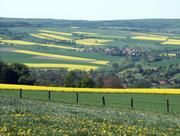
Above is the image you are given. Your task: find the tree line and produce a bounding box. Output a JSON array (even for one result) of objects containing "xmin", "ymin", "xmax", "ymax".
[{"xmin": 0, "ymin": 61, "xmax": 124, "ymax": 88}]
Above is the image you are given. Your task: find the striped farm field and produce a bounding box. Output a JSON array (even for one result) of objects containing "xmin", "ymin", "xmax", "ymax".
[
  {"xmin": 39, "ymin": 30, "xmax": 72, "ymax": 36},
  {"xmin": 131, "ymin": 36, "xmax": 168, "ymax": 41},
  {"xmin": 24, "ymin": 63, "xmax": 98, "ymax": 71},
  {"xmin": 161, "ymin": 39, "xmax": 180, "ymax": 45},
  {"xmin": 30, "ymin": 34, "xmax": 51, "ymax": 40},
  {"xmin": 0, "ymin": 39, "xmax": 77, "ymax": 50},
  {"xmin": 38, "ymin": 33, "xmax": 72, "ymax": 41},
  {"xmin": 76, "ymin": 38, "xmax": 112, "ymax": 46},
  {"xmin": 0, "ymin": 83, "xmax": 180, "ymax": 94},
  {"xmin": 31, "ymin": 33, "xmax": 72, "ymax": 42},
  {"xmin": 12, "ymin": 49, "xmax": 109, "ymax": 65},
  {"xmin": 0, "ymin": 39, "xmax": 36, "ymax": 45}
]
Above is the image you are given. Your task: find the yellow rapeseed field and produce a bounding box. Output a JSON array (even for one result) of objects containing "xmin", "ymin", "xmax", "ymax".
[
  {"xmin": 91, "ymin": 60, "xmax": 109, "ymax": 65},
  {"xmin": 131, "ymin": 36, "xmax": 168, "ymax": 41},
  {"xmin": 30, "ymin": 34, "xmax": 51, "ymax": 40},
  {"xmin": 161, "ymin": 39, "xmax": 180, "ymax": 45},
  {"xmin": 76, "ymin": 38, "xmax": 112, "ymax": 46},
  {"xmin": 13, "ymin": 49, "xmax": 96, "ymax": 62},
  {"xmin": 0, "ymin": 38, "xmax": 77, "ymax": 50},
  {"xmin": 0, "ymin": 83, "xmax": 179, "ymax": 94},
  {"xmin": 13, "ymin": 49, "xmax": 109, "ymax": 65},
  {"xmin": 97, "ymin": 35, "xmax": 126, "ymax": 39},
  {"xmin": 0, "ymin": 40, "xmax": 36, "ymax": 45},
  {"xmin": 39, "ymin": 30, "xmax": 72, "ymax": 36},
  {"xmin": 24, "ymin": 63, "xmax": 98, "ymax": 71},
  {"xmin": 160, "ymin": 53, "xmax": 177, "ymax": 57},
  {"xmin": 38, "ymin": 33, "xmax": 72, "ymax": 41}
]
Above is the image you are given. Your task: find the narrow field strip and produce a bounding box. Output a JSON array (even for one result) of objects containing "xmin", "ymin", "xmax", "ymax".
[
  {"xmin": 0, "ymin": 84, "xmax": 180, "ymax": 94},
  {"xmin": 38, "ymin": 33, "xmax": 72, "ymax": 41},
  {"xmin": 131, "ymin": 36, "xmax": 168, "ymax": 41},
  {"xmin": 39, "ymin": 30, "xmax": 72, "ymax": 36},
  {"xmin": 0, "ymin": 39, "xmax": 78, "ymax": 50},
  {"xmin": 0, "ymin": 39, "xmax": 36, "ymax": 45},
  {"xmin": 132, "ymin": 32, "xmax": 169, "ymax": 38},
  {"xmin": 96, "ymin": 35, "xmax": 127, "ymax": 39},
  {"xmin": 13, "ymin": 49, "xmax": 96, "ymax": 62},
  {"xmin": 30, "ymin": 34, "xmax": 52, "ymax": 40},
  {"xmin": 24, "ymin": 63, "xmax": 98, "ymax": 71},
  {"xmin": 76, "ymin": 38, "xmax": 112, "ymax": 46},
  {"xmin": 161, "ymin": 39, "xmax": 180, "ymax": 45},
  {"xmin": 12, "ymin": 49, "xmax": 109, "ymax": 65}
]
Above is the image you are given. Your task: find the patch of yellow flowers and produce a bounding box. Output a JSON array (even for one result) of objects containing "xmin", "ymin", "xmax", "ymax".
[
  {"xmin": 0, "ymin": 83, "xmax": 179, "ymax": 94},
  {"xmin": 38, "ymin": 33, "xmax": 72, "ymax": 41},
  {"xmin": 1, "ymin": 113, "xmax": 178, "ymax": 135},
  {"xmin": 131, "ymin": 36, "xmax": 168, "ymax": 41},
  {"xmin": 0, "ymin": 39, "xmax": 36, "ymax": 45},
  {"xmin": 24, "ymin": 63, "xmax": 98, "ymax": 71},
  {"xmin": 161, "ymin": 39, "xmax": 180, "ymax": 45}
]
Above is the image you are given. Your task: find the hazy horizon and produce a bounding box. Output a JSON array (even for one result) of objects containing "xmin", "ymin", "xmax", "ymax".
[{"xmin": 1, "ymin": 0, "xmax": 180, "ymax": 21}]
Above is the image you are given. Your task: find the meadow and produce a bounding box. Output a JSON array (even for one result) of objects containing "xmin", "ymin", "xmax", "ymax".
[
  {"xmin": 0, "ymin": 86, "xmax": 180, "ymax": 135},
  {"xmin": 0, "ymin": 97, "xmax": 179, "ymax": 135}
]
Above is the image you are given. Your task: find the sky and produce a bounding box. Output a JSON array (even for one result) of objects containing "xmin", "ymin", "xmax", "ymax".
[{"xmin": 0, "ymin": 0, "xmax": 180, "ymax": 20}]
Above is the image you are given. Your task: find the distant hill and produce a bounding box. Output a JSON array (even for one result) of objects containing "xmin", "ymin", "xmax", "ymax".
[{"xmin": 1, "ymin": 17, "xmax": 180, "ymax": 33}]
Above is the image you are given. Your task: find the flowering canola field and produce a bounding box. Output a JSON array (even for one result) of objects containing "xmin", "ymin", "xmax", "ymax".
[
  {"xmin": 0, "ymin": 84, "xmax": 180, "ymax": 94},
  {"xmin": 24, "ymin": 63, "xmax": 98, "ymax": 71},
  {"xmin": 38, "ymin": 33, "xmax": 72, "ymax": 41},
  {"xmin": 131, "ymin": 36, "xmax": 168, "ymax": 41},
  {"xmin": 0, "ymin": 39, "xmax": 77, "ymax": 50},
  {"xmin": 13, "ymin": 49, "xmax": 109, "ymax": 65},
  {"xmin": 161, "ymin": 39, "xmax": 180, "ymax": 45},
  {"xmin": 0, "ymin": 40, "xmax": 36, "ymax": 45}
]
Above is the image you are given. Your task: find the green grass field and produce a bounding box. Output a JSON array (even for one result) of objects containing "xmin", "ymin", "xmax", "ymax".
[
  {"xmin": 0, "ymin": 90, "xmax": 180, "ymax": 114},
  {"xmin": 0, "ymin": 95, "xmax": 180, "ymax": 135}
]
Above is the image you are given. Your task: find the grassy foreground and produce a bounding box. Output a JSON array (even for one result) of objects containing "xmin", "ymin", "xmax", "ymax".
[
  {"xmin": 0, "ymin": 90, "xmax": 180, "ymax": 113},
  {"xmin": 0, "ymin": 97, "xmax": 180, "ymax": 136}
]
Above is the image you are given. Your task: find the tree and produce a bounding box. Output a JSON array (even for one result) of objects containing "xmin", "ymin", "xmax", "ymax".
[
  {"xmin": 133, "ymin": 79, "xmax": 151, "ymax": 88},
  {"xmin": 81, "ymin": 77, "xmax": 95, "ymax": 88},
  {"xmin": 95, "ymin": 75, "xmax": 104, "ymax": 88},
  {"xmin": 0, "ymin": 63, "xmax": 19, "ymax": 84},
  {"xmin": 103, "ymin": 74, "xmax": 124, "ymax": 88},
  {"xmin": 64, "ymin": 71, "xmax": 81, "ymax": 87},
  {"xmin": 10, "ymin": 63, "xmax": 29, "ymax": 76},
  {"xmin": 112, "ymin": 63, "xmax": 119, "ymax": 72},
  {"xmin": 18, "ymin": 75, "xmax": 35, "ymax": 85}
]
